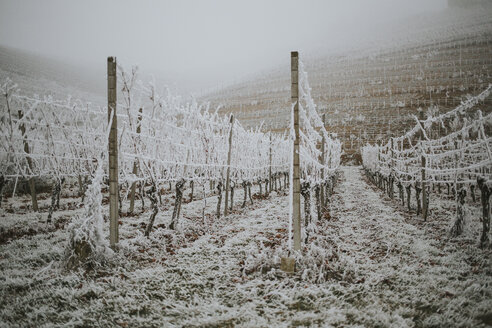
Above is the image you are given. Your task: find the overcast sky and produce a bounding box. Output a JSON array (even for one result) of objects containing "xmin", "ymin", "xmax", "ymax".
[{"xmin": 0, "ymin": 0, "xmax": 447, "ymax": 92}]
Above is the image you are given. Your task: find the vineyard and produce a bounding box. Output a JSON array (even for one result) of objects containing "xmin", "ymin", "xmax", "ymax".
[
  {"xmin": 362, "ymin": 84, "xmax": 492, "ymax": 248},
  {"xmin": 202, "ymin": 5, "xmax": 492, "ymax": 162},
  {"xmin": 0, "ymin": 55, "xmax": 341, "ymax": 243},
  {"xmin": 0, "ymin": 3, "xmax": 492, "ymax": 328}
]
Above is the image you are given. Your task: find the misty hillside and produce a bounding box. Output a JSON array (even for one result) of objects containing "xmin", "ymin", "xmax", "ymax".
[
  {"xmin": 0, "ymin": 45, "xmax": 105, "ymax": 105},
  {"xmin": 0, "ymin": 45, "xmax": 211, "ymax": 105},
  {"xmin": 202, "ymin": 4, "xmax": 492, "ymax": 163}
]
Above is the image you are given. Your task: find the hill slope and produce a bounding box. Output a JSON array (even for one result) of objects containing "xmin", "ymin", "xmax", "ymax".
[
  {"xmin": 202, "ymin": 5, "xmax": 492, "ymax": 163},
  {"xmin": 0, "ymin": 45, "xmax": 105, "ymax": 105}
]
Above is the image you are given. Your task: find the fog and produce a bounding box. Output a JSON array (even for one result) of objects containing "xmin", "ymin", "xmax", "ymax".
[{"xmin": 0, "ymin": 0, "xmax": 447, "ymax": 93}]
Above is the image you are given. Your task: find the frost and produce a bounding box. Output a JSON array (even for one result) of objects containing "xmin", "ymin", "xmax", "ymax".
[
  {"xmin": 0, "ymin": 167, "xmax": 491, "ymax": 326},
  {"xmin": 66, "ymin": 163, "xmax": 113, "ymax": 269}
]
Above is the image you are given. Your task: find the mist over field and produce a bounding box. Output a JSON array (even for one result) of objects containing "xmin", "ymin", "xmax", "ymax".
[{"xmin": 1, "ymin": 0, "xmax": 447, "ymax": 93}]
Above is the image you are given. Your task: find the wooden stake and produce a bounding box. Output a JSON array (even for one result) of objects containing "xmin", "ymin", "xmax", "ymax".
[
  {"xmin": 377, "ymin": 143, "xmax": 381, "ymax": 189},
  {"xmin": 390, "ymin": 137, "xmax": 394, "ymax": 199},
  {"xmin": 320, "ymin": 114, "xmax": 326, "ymax": 209},
  {"xmin": 477, "ymin": 176, "xmax": 491, "ymax": 248},
  {"xmin": 224, "ymin": 114, "xmax": 234, "ymax": 216},
  {"xmin": 18, "ymin": 109, "xmax": 38, "ymax": 211},
  {"xmin": 291, "ymin": 51, "xmax": 301, "ymax": 252},
  {"xmin": 268, "ymin": 133, "xmax": 272, "ymax": 196},
  {"xmin": 419, "ymin": 111, "xmax": 428, "ymax": 221},
  {"xmin": 129, "ymin": 107, "xmax": 142, "ymax": 214},
  {"xmin": 108, "ymin": 56, "xmax": 119, "ymax": 248},
  {"xmin": 325, "ymin": 145, "xmax": 331, "ymax": 207}
]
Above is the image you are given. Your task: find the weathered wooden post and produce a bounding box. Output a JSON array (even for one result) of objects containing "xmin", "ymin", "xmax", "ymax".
[
  {"xmin": 477, "ymin": 176, "xmax": 491, "ymax": 248},
  {"xmin": 18, "ymin": 109, "xmax": 38, "ymax": 211},
  {"xmin": 320, "ymin": 114, "xmax": 326, "ymax": 210},
  {"xmin": 108, "ymin": 56, "xmax": 119, "ymax": 248},
  {"xmin": 268, "ymin": 133, "xmax": 272, "ymax": 195},
  {"xmin": 451, "ymin": 187, "xmax": 466, "ymax": 237},
  {"xmin": 377, "ymin": 144, "xmax": 382, "ymax": 189},
  {"xmin": 419, "ymin": 111, "xmax": 428, "ymax": 221},
  {"xmin": 224, "ymin": 114, "xmax": 234, "ymax": 216},
  {"xmin": 77, "ymin": 175, "xmax": 84, "ymax": 198},
  {"xmin": 216, "ymin": 181, "xmax": 223, "ymax": 218},
  {"xmin": 291, "ymin": 51, "xmax": 301, "ymax": 252},
  {"xmin": 129, "ymin": 107, "xmax": 142, "ymax": 214},
  {"xmin": 325, "ymin": 145, "xmax": 331, "ymax": 207},
  {"xmin": 421, "ymin": 147, "xmax": 428, "ymax": 220},
  {"xmin": 0, "ymin": 175, "xmax": 5, "ymax": 208},
  {"xmin": 390, "ymin": 137, "xmax": 394, "ymax": 199}
]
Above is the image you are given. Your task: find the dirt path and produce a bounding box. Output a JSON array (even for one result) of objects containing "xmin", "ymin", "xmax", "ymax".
[{"xmin": 323, "ymin": 166, "xmax": 492, "ymax": 327}]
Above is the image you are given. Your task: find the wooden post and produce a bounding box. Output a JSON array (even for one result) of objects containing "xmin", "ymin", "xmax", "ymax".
[
  {"xmin": 390, "ymin": 137, "xmax": 394, "ymax": 199},
  {"xmin": 477, "ymin": 176, "xmax": 491, "ymax": 248},
  {"xmin": 377, "ymin": 143, "xmax": 381, "ymax": 189},
  {"xmin": 422, "ymin": 152, "xmax": 428, "ymax": 220},
  {"xmin": 129, "ymin": 107, "xmax": 142, "ymax": 214},
  {"xmin": 18, "ymin": 109, "xmax": 38, "ymax": 211},
  {"xmin": 268, "ymin": 133, "xmax": 272, "ymax": 195},
  {"xmin": 451, "ymin": 188, "xmax": 466, "ymax": 236},
  {"xmin": 108, "ymin": 56, "xmax": 119, "ymax": 248},
  {"xmin": 224, "ymin": 114, "xmax": 234, "ymax": 216},
  {"xmin": 320, "ymin": 114, "xmax": 326, "ymax": 209},
  {"xmin": 325, "ymin": 145, "xmax": 331, "ymax": 207},
  {"xmin": 291, "ymin": 51, "xmax": 301, "ymax": 252},
  {"xmin": 419, "ymin": 111, "xmax": 428, "ymax": 221}
]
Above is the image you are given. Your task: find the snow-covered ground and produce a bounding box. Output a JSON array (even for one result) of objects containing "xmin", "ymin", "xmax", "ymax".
[{"xmin": 0, "ymin": 167, "xmax": 491, "ymax": 327}]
